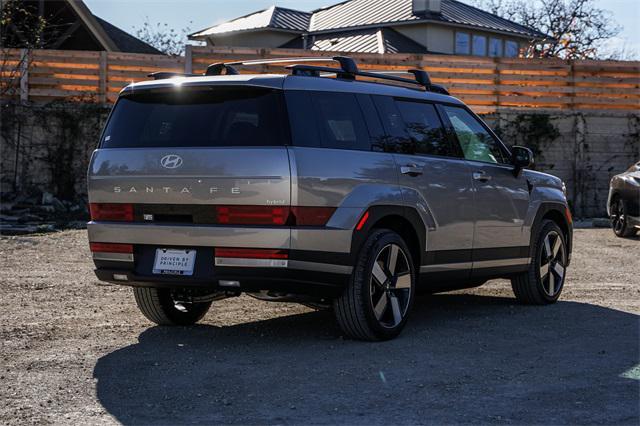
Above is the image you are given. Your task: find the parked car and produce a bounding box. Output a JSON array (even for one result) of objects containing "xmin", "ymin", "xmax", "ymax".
[
  {"xmin": 608, "ymin": 162, "xmax": 640, "ymax": 238},
  {"xmin": 87, "ymin": 57, "xmax": 573, "ymax": 341}
]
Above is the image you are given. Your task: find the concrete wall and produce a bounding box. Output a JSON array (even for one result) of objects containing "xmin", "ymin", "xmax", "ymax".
[
  {"xmin": 483, "ymin": 111, "xmax": 640, "ymax": 217},
  {"xmin": 206, "ymin": 31, "xmax": 297, "ymax": 48},
  {"xmin": 1, "ymin": 103, "xmax": 637, "ymax": 217}
]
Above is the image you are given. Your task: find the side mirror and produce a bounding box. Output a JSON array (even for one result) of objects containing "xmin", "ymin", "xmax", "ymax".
[{"xmin": 511, "ymin": 146, "xmax": 533, "ymax": 173}]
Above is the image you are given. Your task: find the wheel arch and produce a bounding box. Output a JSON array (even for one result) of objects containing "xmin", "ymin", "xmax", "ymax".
[
  {"xmin": 532, "ymin": 202, "xmax": 573, "ymax": 265},
  {"xmin": 350, "ymin": 206, "xmax": 426, "ymax": 270}
]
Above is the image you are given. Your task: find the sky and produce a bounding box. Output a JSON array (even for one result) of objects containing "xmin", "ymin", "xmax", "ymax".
[{"xmin": 84, "ymin": 0, "xmax": 640, "ymax": 58}]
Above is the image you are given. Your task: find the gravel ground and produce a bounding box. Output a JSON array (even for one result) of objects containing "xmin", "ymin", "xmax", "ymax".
[{"xmin": 0, "ymin": 229, "xmax": 638, "ymax": 425}]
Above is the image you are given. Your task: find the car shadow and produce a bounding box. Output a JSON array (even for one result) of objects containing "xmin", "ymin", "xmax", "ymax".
[{"xmin": 93, "ymin": 294, "xmax": 639, "ymax": 425}]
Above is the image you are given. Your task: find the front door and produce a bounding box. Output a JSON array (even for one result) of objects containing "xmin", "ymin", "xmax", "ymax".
[{"xmin": 439, "ymin": 105, "xmax": 530, "ymax": 276}]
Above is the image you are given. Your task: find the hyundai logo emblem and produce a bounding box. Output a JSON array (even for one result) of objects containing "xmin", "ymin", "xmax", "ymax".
[{"xmin": 160, "ymin": 154, "xmax": 183, "ymax": 169}]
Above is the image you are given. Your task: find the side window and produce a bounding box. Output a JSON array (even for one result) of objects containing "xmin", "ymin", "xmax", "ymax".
[
  {"xmin": 442, "ymin": 106, "xmax": 507, "ymax": 164},
  {"xmin": 285, "ymin": 91, "xmax": 320, "ymax": 148},
  {"xmin": 310, "ymin": 92, "xmax": 371, "ymax": 151},
  {"xmin": 371, "ymin": 95, "xmax": 412, "ymax": 153},
  {"xmin": 395, "ymin": 100, "xmax": 454, "ymax": 157}
]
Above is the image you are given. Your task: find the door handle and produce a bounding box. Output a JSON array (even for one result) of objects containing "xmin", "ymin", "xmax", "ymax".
[
  {"xmin": 400, "ymin": 164, "xmax": 423, "ymax": 177},
  {"xmin": 473, "ymin": 171, "xmax": 492, "ymax": 182}
]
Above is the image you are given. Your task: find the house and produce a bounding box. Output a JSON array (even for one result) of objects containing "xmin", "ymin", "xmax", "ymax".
[
  {"xmin": 189, "ymin": 0, "xmax": 547, "ymax": 57},
  {"xmin": 1, "ymin": 0, "xmax": 161, "ymax": 54}
]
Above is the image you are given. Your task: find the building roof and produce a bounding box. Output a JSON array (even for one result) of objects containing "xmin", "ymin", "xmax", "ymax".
[
  {"xmin": 282, "ymin": 28, "xmax": 429, "ymax": 54},
  {"xmin": 310, "ymin": 0, "xmax": 547, "ymax": 39},
  {"xmin": 191, "ymin": 6, "xmax": 311, "ymax": 37},
  {"xmin": 94, "ymin": 16, "xmax": 162, "ymax": 55},
  {"xmin": 191, "ymin": 0, "xmax": 546, "ymax": 42}
]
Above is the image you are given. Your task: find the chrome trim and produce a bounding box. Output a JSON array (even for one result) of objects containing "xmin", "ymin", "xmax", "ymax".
[
  {"xmin": 420, "ymin": 262, "xmax": 472, "ymax": 273},
  {"xmin": 419, "ymin": 257, "xmax": 530, "ymax": 273},
  {"xmin": 473, "ymin": 258, "xmax": 531, "ymax": 269},
  {"xmin": 214, "ymin": 258, "xmax": 288, "ymax": 268},
  {"xmin": 92, "ymin": 252, "xmax": 134, "ymax": 262},
  {"xmin": 288, "ymin": 260, "xmax": 353, "ymax": 275}
]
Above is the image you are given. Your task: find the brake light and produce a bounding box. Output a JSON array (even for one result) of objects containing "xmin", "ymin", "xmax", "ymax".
[
  {"xmin": 90, "ymin": 203, "xmax": 134, "ymax": 222},
  {"xmin": 89, "ymin": 242, "xmax": 133, "ymax": 253},
  {"xmin": 290, "ymin": 207, "xmax": 336, "ymax": 226},
  {"xmin": 215, "ymin": 248, "xmax": 288, "ymax": 259},
  {"xmin": 216, "ymin": 206, "xmax": 289, "ymax": 225}
]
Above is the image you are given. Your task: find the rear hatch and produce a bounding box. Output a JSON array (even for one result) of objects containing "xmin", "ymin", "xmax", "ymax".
[
  {"xmin": 88, "ymin": 85, "xmax": 292, "ymax": 279},
  {"xmin": 89, "ymin": 85, "xmax": 292, "ymax": 221}
]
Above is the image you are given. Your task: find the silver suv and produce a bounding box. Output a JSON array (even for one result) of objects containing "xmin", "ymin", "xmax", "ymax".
[{"xmin": 87, "ymin": 57, "xmax": 572, "ymax": 341}]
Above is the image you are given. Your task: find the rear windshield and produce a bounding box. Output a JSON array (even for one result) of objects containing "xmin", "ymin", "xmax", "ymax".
[{"xmin": 100, "ymin": 87, "xmax": 288, "ymax": 148}]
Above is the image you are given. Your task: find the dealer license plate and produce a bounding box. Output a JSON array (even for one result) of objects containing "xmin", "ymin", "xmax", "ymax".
[{"xmin": 152, "ymin": 249, "xmax": 196, "ymax": 276}]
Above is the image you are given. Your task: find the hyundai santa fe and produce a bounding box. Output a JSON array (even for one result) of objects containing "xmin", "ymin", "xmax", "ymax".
[{"xmin": 87, "ymin": 57, "xmax": 573, "ymax": 341}]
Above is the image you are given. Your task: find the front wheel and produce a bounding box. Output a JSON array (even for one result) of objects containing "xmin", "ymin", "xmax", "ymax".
[
  {"xmin": 334, "ymin": 229, "xmax": 416, "ymax": 341},
  {"xmin": 511, "ymin": 220, "xmax": 568, "ymax": 305},
  {"xmin": 133, "ymin": 287, "xmax": 212, "ymax": 326},
  {"xmin": 610, "ymin": 197, "xmax": 638, "ymax": 238}
]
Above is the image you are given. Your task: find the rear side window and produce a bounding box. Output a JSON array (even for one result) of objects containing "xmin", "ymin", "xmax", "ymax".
[
  {"xmin": 394, "ymin": 100, "xmax": 453, "ymax": 157},
  {"xmin": 101, "ymin": 87, "xmax": 288, "ymax": 148},
  {"xmin": 286, "ymin": 91, "xmax": 371, "ymax": 151}
]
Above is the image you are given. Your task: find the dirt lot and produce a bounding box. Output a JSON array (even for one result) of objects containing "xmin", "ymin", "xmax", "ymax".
[{"xmin": 0, "ymin": 228, "xmax": 638, "ymax": 425}]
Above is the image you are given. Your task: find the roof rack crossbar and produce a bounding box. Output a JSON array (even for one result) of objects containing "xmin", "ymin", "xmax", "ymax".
[
  {"xmin": 286, "ymin": 65, "xmax": 434, "ymax": 90},
  {"xmin": 147, "ymin": 72, "xmax": 200, "ymax": 80}
]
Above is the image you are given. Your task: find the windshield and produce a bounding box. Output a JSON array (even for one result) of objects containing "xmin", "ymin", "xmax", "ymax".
[{"xmin": 100, "ymin": 87, "xmax": 288, "ymax": 148}]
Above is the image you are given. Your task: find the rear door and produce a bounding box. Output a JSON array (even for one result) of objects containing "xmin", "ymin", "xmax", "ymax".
[
  {"xmin": 373, "ymin": 96, "xmax": 475, "ymax": 279},
  {"xmin": 439, "ymin": 105, "xmax": 530, "ymax": 275}
]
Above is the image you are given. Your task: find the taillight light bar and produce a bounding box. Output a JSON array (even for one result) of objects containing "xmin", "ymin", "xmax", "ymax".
[
  {"xmin": 90, "ymin": 242, "xmax": 133, "ymax": 253},
  {"xmin": 215, "ymin": 248, "xmax": 288, "ymax": 259},
  {"xmin": 214, "ymin": 206, "xmax": 335, "ymax": 226},
  {"xmin": 90, "ymin": 203, "xmax": 134, "ymax": 222}
]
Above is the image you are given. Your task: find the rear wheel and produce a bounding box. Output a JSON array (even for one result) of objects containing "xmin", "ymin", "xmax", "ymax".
[
  {"xmin": 334, "ymin": 230, "xmax": 416, "ymax": 341},
  {"xmin": 511, "ymin": 220, "xmax": 567, "ymax": 305},
  {"xmin": 610, "ymin": 197, "xmax": 637, "ymax": 238},
  {"xmin": 133, "ymin": 287, "xmax": 212, "ymax": 326}
]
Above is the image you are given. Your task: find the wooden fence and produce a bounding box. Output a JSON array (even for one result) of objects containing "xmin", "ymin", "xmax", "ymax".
[{"xmin": 2, "ymin": 46, "xmax": 639, "ymax": 113}]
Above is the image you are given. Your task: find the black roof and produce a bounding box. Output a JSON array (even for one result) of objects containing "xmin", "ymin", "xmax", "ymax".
[{"xmin": 94, "ymin": 16, "xmax": 162, "ymax": 55}]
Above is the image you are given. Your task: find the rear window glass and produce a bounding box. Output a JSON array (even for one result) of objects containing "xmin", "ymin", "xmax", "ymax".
[{"xmin": 101, "ymin": 87, "xmax": 288, "ymax": 148}]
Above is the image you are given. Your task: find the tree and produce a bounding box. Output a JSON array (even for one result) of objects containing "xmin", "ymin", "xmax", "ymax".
[
  {"xmin": 472, "ymin": 0, "xmax": 622, "ymax": 59},
  {"xmin": 134, "ymin": 18, "xmax": 193, "ymax": 56}
]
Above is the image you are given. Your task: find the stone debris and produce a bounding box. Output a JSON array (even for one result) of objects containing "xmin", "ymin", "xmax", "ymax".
[{"xmin": 0, "ymin": 191, "xmax": 88, "ymax": 235}]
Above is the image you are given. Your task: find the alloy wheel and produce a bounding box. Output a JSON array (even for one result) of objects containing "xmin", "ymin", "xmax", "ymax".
[
  {"xmin": 539, "ymin": 230, "xmax": 566, "ymax": 297},
  {"xmin": 611, "ymin": 199, "xmax": 626, "ymax": 234},
  {"xmin": 369, "ymin": 243, "xmax": 412, "ymax": 328}
]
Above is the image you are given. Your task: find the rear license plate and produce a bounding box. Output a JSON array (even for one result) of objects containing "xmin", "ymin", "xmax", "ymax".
[{"xmin": 153, "ymin": 249, "xmax": 196, "ymax": 276}]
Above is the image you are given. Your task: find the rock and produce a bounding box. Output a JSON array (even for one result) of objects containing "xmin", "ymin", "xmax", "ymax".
[
  {"xmin": 41, "ymin": 192, "xmax": 54, "ymax": 205},
  {"xmin": 50, "ymin": 197, "xmax": 66, "ymax": 212}
]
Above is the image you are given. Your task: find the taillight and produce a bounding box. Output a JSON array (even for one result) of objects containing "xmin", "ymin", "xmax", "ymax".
[
  {"xmin": 290, "ymin": 207, "xmax": 336, "ymax": 226},
  {"xmin": 215, "ymin": 248, "xmax": 288, "ymax": 259},
  {"xmin": 90, "ymin": 203, "xmax": 134, "ymax": 222},
  {"xmin": 89, "ymin": 242, "xmax": 133, "ymax": 253},
  {"xmin": 215, "ymin": 206, "xmax": 289, "ymax": 225}
]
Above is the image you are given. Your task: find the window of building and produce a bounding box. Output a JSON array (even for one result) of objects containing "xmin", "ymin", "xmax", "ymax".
[
  {"xmin": 472, "ymin": 35, "xmax": 487, "ymax": 56},
  {"xmin": 455, "ymin": 32, "xmax": 470, "ymax": 55},
  {"xmin": 489, "ymin": 38, "xmax": 503, "ymax": 57},
  {"xmin": 505, "ymin": 40, "xmax": 520, "ymax": 58}
]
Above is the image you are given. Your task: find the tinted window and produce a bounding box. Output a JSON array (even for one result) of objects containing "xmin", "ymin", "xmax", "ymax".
[
  {"xmin": 442, "ymin": 106, "xmax": 507, "ymax": 164},
  {"xmin": 395, "ymin": 100, "xmax": 453, "ymax": 157},
  {"xmin": 310, "ymin": 92, "xmax": 371, "ymax": 151},
  {"xmin": 372, "ymin": 95, "xmax": 412, "ymax": 153},
  {"xmin": 101, "ymin": 88, "xmax": 287, "ymax": 148},
  {"xmin": 285, "ymin": 91, "xmax": 320, "ymax": 148}
]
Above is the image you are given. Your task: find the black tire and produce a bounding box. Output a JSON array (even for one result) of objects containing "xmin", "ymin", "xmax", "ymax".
[
  {"xmin": 334, "ymin": 229, "xmax": 416, "ymax": 341},
  {"xmin": 511, "ymin": 220, "xmax": 568, "ymax": 305},
  {"xmin": 133, "ymin": 287, "xmax": 212, "ymax": 326},
  {"xmin": 610, "ymin": 196, "xmax": 638, "ymax": 238}
]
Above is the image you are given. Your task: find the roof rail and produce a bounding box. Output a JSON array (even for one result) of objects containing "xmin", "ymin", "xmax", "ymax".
[
  {"xmin": 147, "ymin": 72, "xmax": 200, "ymax": 80},
  {"xmin": 148, "ymin": 56, "xmax": 450, "ymax": 95}
]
